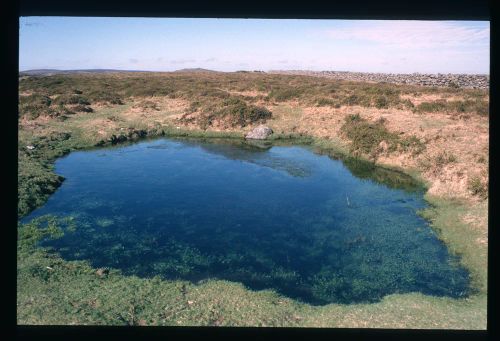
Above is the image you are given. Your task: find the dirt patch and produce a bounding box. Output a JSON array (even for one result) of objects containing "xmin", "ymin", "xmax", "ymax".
[
  {"xmin": 223, "ymin": 89, "xmax": 268, "ymax": 97},
  {"xmin": 115, "ymin": 97, "xmax": 192, "ymax": 128},
  {"xmin": 400, "ymin": 94, "xmax": 466, "ymax": 106}
]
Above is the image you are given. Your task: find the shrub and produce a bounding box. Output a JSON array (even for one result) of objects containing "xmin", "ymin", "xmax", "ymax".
[
  {"xmin": 374, "ymin": 96, "xmax": 389, "ymax": 109},
  {"xmin": 87, "ymin": 90, "xmax": 123, "ymax": 105},
  {"xmin": 72, "ymin": 104, "xmax": 94, "ymax": 113},
  {"xmin": 417, "ymin": 99, "xmax": 488, "ymax": 116},
  {"xmin": 468, "ymin": 176, "xmax": 488, "ymax": 199},
  {"xmin": 198, "ymin": 88, "xmax": 230, "ymax": 99},
  {"xmin": 342, "ymin": 94, "xmax": 372, "ymax": 107},
  {"xmin": 340, "ymin": 114, "xmax": 425, "ymax": 157},
  {"xmin": 189, "ymin": 97, "xmax": 272, "ymax": 129},
  {"xmin": 53, "ymin": 94, "xmax": 91, "ymax": 106},
  {"xmin": 315, "ymin": 97, "xmax": 337, "ymax": 107},
  {"xmin": 267, "ymin": 88, "xmax": 303, "ymax": 101},
  {"xmin": 19, "ymin": 94, "xmax": 52, "ymax": 107},
  {"xmin": 417, "ymin": 101, "xmax": 448, "ymax": 113}
]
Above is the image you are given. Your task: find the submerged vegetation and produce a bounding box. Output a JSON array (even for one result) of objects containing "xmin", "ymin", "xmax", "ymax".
[
  {"xmin": 21, "ymin": 138, "xmax": 470, "ymax": 306},
  {"xmin": 17, "ymin": 71, "xmax": 488, "ymax": 328}
]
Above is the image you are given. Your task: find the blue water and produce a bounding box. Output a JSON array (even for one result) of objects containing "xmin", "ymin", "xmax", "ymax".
[{"xmin": 20, "ymin": 138, "xmax": 471, "ymax": 305}]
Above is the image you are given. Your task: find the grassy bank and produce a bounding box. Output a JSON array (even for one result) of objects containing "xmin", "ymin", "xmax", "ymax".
[{"xmin": 17, "ymin": 72, "xmax": 487, "ymax": 328}]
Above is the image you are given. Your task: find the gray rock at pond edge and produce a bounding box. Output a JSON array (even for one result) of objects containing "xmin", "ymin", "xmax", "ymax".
[{"xmin": 245, "ymin": 125, "xmax": 273, "ymax": 140}]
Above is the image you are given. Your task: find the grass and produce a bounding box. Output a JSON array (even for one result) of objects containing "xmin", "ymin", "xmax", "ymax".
[
  {"xmin": 17, "ymin": 72, "xmax": 488, "ymax": 328},
  {"xmin": 418, "ymin": 195, "xmax": 487, "ymax": 295}
]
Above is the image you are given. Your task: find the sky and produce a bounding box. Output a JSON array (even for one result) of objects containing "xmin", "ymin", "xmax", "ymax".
[{"xmin": 19, "ymin": 17, "xmax": 490, "ymax": 74}]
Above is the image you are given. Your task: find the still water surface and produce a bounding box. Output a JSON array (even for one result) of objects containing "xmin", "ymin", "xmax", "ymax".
[{"xmin": 21, "ymin": 138, "xmax": 471, "ymax": 304}]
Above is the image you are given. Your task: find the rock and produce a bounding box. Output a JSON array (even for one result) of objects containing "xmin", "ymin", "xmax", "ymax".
[
  {"xmin": 267, "ymin": 70, "xmax": 489, "ymax": 89},
  {"xmin": 96, "ymin": 268, "xmax": 109, "ymax": 277},
  {"xmin": 245, "ymin": 125, "xmax": 273, "ymax": 140},
  {"xmin": 26, "ymin": 145, "xmax": 35, "ymax": 150}
]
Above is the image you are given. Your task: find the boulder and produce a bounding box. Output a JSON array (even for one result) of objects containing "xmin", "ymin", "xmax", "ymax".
[{"xmin": 245, "ymin": 125, "xmax": 273, "ymax": 140}]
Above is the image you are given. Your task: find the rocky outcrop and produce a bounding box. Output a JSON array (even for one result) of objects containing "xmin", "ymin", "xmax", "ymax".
[
  {"xmin": 268, "ymin": 70, "xmax": 489, "ymax": 89},
  {"xmin": 245, "ymin": 125, "xmax": 273, "ymax": 140}
]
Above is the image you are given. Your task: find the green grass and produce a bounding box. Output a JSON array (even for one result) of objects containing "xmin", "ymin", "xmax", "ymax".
[{"xmin": 418, "ymin": 196, "xmax": 487, "ymax": 295}]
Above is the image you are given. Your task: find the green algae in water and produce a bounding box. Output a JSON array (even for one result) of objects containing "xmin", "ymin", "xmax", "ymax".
[{"xmin": 20, "ymin": 138, "xmax": 472, "ymax": 305}]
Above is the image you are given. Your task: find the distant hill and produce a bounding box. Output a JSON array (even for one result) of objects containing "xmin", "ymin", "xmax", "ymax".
[
  {"xmin": 19, "ymin": 69, "xmax": 151, "ymax": 76},
  {"xmin": 173, "ymin": 68, "xmax": 219, "ymax": 73}
]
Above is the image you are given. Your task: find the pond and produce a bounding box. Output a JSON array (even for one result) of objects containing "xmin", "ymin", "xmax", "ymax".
[{"xmin": 20, "ymin": 137, "xmax": 471, "ymax": 305}]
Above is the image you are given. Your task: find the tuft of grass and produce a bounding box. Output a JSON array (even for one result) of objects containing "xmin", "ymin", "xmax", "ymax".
[{"xmin": 435, "ymin": 151, "xmax": 457, "ymax": 166}]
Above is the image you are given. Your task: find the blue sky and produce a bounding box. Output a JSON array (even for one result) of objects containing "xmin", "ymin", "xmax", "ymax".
[{"xmin": 19, "ymin": 17, "xmax": 490, "ymax": 74}]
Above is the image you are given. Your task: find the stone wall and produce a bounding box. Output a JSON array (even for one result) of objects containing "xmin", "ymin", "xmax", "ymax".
[{"xmin": 267, "ymin": 70, "xmax": 489, "ymax": 89}]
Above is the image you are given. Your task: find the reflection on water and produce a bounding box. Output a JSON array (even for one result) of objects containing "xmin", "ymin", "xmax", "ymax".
[{"xmin": 21, "ymin": 138, "xmax": 470, "ymax": 305}]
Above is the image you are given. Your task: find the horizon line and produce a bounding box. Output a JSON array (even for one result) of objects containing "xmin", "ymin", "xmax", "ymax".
[{"xmin": 19, "ymin": 68, "xmax": 490, "ymax": 76}]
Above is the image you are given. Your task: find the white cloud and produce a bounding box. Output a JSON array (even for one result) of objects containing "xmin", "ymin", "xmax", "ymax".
[{"xmin": 325, "ymin": 21, "xmax": 489, "ymax": 49}]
